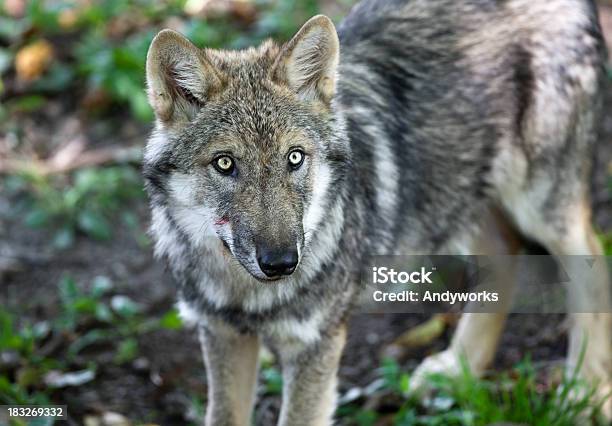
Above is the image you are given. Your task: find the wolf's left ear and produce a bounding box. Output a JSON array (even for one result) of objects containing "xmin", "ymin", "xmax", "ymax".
[{"xmin": 272, "ymin": 15, "xmax": 339, "ymax": 105}]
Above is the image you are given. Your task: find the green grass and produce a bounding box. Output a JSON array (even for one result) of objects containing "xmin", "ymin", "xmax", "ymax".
[
  {"xmin": 422, "ymin": 359, "xmax": 605, "ymax": 426},
  {"xmin": 336, "ymin": 356, "xmax": 609, "ymax": 426}
]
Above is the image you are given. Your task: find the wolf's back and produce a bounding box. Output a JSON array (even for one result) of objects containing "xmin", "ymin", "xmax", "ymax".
[{"xmin": 335, "ymin": 0, "xmax": 606, "ymax": 252}]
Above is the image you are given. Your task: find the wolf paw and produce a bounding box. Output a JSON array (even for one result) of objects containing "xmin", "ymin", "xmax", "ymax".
[{"xmin": 409, "ymin": 350, "xmax": 463, "ymax": 395}]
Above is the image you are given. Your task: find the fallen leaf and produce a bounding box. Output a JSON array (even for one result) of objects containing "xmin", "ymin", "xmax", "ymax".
[
  {"xmin": 101, "ymin": 412, "xmax": 131, "ymax": 426},
  {"xmin": 395, "ymin": 314, "xmax": 448, "ymax": 347},
  {"xmin": 84, "ymin": 412, "xmax": 132, "ymax": 426},
  {"xmin": 44, "ymin": 369, "xmax": 95, "ymax": 388},
  {"xmin": 382, "ymin": 314, "xmax": 450, "ymax": 359},
  {"xmin": 84, "ymin": 416, "xmax": 101, "ymax": 426},
  {"xmin": 15, "ymin": 40, "xmax": 54, "ymax": 82}
]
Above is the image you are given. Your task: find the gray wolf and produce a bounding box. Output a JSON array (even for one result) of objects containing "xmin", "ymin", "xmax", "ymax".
[{"xmin": 143, "ymin": 0, "xmax": 612, "ymax": 424}]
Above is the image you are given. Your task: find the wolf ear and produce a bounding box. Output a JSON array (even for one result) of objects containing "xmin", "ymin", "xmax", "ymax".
[
  {"xmin": 146, "ymin": 29, "xmax": 223, "ymax": 124},
  {"xmin": 272, "ymin": 15, "xmax": 339, "ymax": 105}
]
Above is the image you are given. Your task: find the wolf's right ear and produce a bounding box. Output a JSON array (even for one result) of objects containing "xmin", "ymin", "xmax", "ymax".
[
  {"xmin": 146, "ymin": 29, "xmax": 223, "ymax": 124},
  {"xmin": 272, "ymin": 15, "xmax": 339, "ymax": 105}
]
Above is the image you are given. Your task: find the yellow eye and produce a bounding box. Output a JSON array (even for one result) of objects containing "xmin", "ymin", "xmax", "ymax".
[
  {"xmin": 214, "ymin": 156, "xmax": 235, "ymax": 175},
  {"xmin": 288, "ymin": 150, "xmax": 304, "ymax": 169}
]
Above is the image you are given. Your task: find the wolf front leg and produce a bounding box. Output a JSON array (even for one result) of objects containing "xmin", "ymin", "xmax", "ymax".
[
  {"xmin": 277, "ymin": 324, "xmax": 347, "ymax": 426},
  {"xmin": 199, "ymin": 324, "xmax": 260, "ymax": 426}
]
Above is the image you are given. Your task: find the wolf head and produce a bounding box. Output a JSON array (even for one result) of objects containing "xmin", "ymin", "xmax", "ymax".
[{"xmin": 144, "ymin": 16, "xmax": 349, "ymax": 282}]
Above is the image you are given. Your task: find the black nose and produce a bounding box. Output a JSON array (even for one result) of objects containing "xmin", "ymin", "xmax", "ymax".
[{"xmin": 256, "ymin": 246, "xmax": 299, "ymax": 278}]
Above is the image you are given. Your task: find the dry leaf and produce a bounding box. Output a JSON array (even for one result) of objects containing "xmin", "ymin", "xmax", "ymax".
[
  {"xmin": 84, "ymin": 412, "xmax": 132, "ymax": 426},
  {"xmin": 15, "ymin": 40, "xmax": 54, "ymax": 82},
  {"xmin": 382, "ymin": 314, "xmax": 452, "ymax": 359},
  {"xmin": 44, "ymin": 369, "xmax": 95, "ymax": 387},
  {"xmin": 393, "ymin": 314, "xmax": 447, "ymax": 348}
]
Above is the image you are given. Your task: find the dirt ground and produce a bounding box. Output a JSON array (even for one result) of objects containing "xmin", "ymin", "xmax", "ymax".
[{"xmin": 1, "ymin": 4, "xmax": 612, "ymax": 426}]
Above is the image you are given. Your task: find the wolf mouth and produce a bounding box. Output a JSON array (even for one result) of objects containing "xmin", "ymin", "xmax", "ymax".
[{"xmin": 220, "ymin": 237, "xmax": 300, "ymax": 282}]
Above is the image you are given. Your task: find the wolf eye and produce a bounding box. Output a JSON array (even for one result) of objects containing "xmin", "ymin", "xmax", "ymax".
[
  {"xmin": 288, "ymin": 150, "xmax": 304, "ymax": 169},
  {"xmin": 213, "ymin": 156, "xmax": 235, "ymax": 175}
]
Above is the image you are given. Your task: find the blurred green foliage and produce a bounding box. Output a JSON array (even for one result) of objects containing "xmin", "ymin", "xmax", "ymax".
[
  {"xmin": 5, "ymin": 166, "xmax": 145, "ymax": 247},
  {"xmin": 0, "ymin": 0, "xmax": 320, "ymax": 121},
  {"xmin": 600, "ymin": 232, "xmax": 612, "ymax": 256}
]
